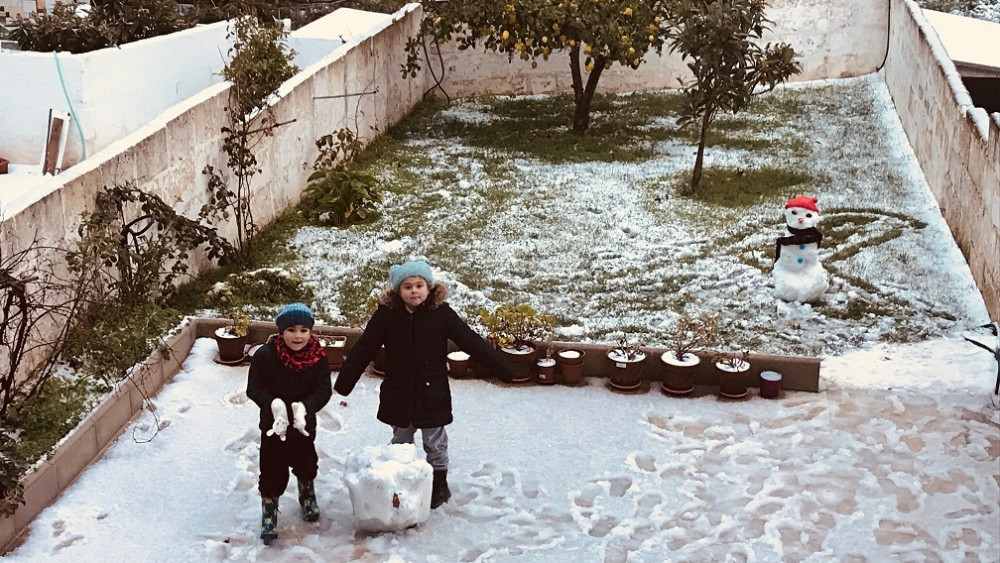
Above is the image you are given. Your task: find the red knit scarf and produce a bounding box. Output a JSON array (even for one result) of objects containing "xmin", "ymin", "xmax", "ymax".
[{"xmin": 275, "ymin": 335, "xmax": 326, "ymax": 372}]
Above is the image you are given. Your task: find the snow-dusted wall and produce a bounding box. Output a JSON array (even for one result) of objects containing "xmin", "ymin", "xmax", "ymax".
[
  {"xmin": 0, "ymin": 22, "xmax": 230, "ymax": 166},
  {"xmin": 884, "ymin": 0, "xmax": 1000, "ymax": 319},
  {"xmin": 431, "ymin": 0, "xmax": 888, "ymax": 98}
]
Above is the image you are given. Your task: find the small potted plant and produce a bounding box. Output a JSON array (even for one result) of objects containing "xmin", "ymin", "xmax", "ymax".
[
  {"xmin": 214, "ymin": 310, "xmax": 250, "ymax": 364},
  {"xmin": 661, "ymin": 313, "xmax": 719, "ymax": 395},
  {"xmin": 713, "ymin": 349, "xmax": 751, "ymax": 399},
  {"xmin": 606, "ymin": 333, "xmax": 647, "ymax": 392},
  {"xmin": 447, "ymin": 349, "xmax": 472, "ymax": 378},
  {"xmin": 479, "ymin": 304, "xmax": 554, "ymax": 383},
  {"xmin": 536, "ymin": 336, "xmax": 557, "ymax": 385},
  {"xmin": 315, "ymin": 329, "xmax": 348, "ymax": 371},
  {"xmin": 556, "ymin": 346, "xmax": 587, "ymax": 385}
]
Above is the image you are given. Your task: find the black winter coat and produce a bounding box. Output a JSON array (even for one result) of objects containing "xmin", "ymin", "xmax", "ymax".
[
  {"xmin": 247, "ymin": 337, "xmax": 333, "ymax": 437},
  {"xmin": 334, "ymin": 283, "xmax": 514, "ymax": 428}
]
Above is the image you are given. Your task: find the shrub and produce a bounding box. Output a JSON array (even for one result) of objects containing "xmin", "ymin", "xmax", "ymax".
[
  {"xmin": 479, "ymin": 304, "xmax": 554, "ymax": 351},
  {"xmin": 68, "ymin": 183, "xmax": 234, "ymax": 307},
  {"xmin": 11, "ymin": 0, "xmax": 190, "ymax": 53},
  {"xmin": 10, "ymin": 2, "xmax": 108, "ymax": 53},
  {"xmin": 299, "ymin": 129, "xmax": 382, "ymax": 227}
]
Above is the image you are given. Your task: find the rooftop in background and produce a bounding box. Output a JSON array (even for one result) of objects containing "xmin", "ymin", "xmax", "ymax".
[{"xmin": 924, "ymin": 9, "xmax": 1000, "ymax": 77}]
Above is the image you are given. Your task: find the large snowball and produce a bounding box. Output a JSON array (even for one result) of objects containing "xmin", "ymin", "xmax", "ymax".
[{"xmin": 343, "ymin": 444, "xmax": 433, "ymax": 531}]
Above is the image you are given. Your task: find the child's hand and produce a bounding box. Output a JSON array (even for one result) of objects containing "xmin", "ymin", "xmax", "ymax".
[
  {"xmin": 267, "ymin": 398, "xmax": 289, "ymax": 440},
  {"xmin": 291, "ymin": 402, "xmax": 309, "ymax": 436}
]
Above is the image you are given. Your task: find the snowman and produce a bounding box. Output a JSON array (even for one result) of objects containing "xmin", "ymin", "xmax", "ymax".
[{"xmin": 773, "ymin": 195, "xmax": 828, "ymax": 303}]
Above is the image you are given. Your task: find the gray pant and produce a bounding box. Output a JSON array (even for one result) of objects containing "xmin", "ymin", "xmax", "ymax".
[{"xmin": 391, "ymin": 424, "xmax": 448, "ymax": 471}]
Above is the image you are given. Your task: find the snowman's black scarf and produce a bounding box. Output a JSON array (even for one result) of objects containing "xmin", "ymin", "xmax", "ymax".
[{"xmin": 774, "ymin": 226, "xmax": 823, "ymax": 261}]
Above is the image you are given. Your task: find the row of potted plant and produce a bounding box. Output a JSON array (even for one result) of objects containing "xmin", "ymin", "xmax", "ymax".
[
  {"xmin": 474, "ymin": 304, "xmax": 762, "ymax": 398},
  {"xmin": 210, "ymin": 304, "xmax": 769, "ymax": 399}
]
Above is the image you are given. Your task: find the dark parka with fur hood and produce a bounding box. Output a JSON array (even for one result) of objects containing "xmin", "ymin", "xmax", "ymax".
[{"xmin": 334, "ymin": 282, "xmax": 513, "ymax": 428}]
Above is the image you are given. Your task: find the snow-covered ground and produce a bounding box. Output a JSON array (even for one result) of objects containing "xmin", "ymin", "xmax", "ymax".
[
  {"xmin": 3, "ymin": 334, "xmax": 998, "ymax": 562},
  {"xmin": 287, "ymin": 73, "xmax": 990, "ymax": 358},
  {"xmin": 4, "ymin": 71, "xmax": 998, "ymax": 562}
]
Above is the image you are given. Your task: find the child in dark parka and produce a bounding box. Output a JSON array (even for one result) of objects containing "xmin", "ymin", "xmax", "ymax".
[
  {"xmin": 247, "ymin": 303, "xmax": 332, "ymax": 545},
  {"xmin": 334, "ymin": 260, "xmax": 514, "ymax": 509}
]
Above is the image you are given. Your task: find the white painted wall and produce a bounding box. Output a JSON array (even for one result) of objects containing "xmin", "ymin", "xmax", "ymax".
[{"xmin": 0, "ymin": 21, "xmax": 231, "ymax": 166}]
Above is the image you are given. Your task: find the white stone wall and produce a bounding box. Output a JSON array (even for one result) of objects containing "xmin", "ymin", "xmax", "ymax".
[
  {"xmin": 884, "ymin": 0, "xmax": 1000, "ymax": 319},
  {"xmin": 431, "ymin": 0, "xmax": 888, "ymax": 98}
]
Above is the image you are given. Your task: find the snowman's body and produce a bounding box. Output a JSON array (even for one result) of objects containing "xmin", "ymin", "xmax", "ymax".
[{"xmin": 773, "ymin": 198, "xmax": 828, "ymax": 303}]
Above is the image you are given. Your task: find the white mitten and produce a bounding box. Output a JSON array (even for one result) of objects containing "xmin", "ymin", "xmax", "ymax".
[
  {"xmin": 267, "ymin": 398, "xmax": 288, "ymax": 440},
  {"xmin": 291, "ymin": 402, "xmax": 309, "ymax": 437}
]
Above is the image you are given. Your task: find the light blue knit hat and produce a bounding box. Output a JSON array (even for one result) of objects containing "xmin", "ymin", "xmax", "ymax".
[
  {"xmin": 275, "ymin": 302, "xmax": 315, "ymax": 332},
  {"xmin": 389, "ymin": 260, "xmax": 435, "ymax": 290}
]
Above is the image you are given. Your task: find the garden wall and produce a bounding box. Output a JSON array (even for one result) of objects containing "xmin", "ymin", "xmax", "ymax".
[
  {"xmin": 429, "ymin": 0, "xmax": 888, "ymax": 98},
  {"xmin": 883, "ymin": 0, "xmax": 1000, "ymax": 320},
  {"xmin": 0, "ymin": 5, "xmax": 425, "ymax": 385},
  {"xmin": 0, "ymin": 19, "xmax": 352, "ymax": 168}
]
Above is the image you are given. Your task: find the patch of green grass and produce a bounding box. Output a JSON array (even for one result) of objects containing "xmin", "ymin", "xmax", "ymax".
[
  {"xmin": 7, "ymin": 376, "xmax": 107, "ymax": 468},
  {"xmin": 426, "ymin": 91, "xmax": 687, "ymax": 164},
  {"xmin": 681, "ymin": 166, "xmax": 813, "ymax": 208}
]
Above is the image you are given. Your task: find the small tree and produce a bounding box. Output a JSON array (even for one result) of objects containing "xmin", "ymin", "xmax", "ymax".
[
  {"xmin": 201, "ymin": 16, "xmax": 298, "ymax": 267},
  {"xmin": 403, "ymin": 0, "xmax": 678, "ymax": 133},
  {"xmin": 668, "ymin": 0, "xmax": 800, "ymax": 194},
  {"xmin": 69, "ymin": 183, "xmax": 234, "ymax": 306}
]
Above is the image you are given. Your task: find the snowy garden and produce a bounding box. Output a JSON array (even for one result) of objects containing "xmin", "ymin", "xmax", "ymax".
[{"xmin": 4, "ymin": 70, "xmax": 998, "ymax": 562}]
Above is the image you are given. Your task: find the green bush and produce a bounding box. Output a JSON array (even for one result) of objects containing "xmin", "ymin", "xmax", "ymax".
[
  {"xmin": 11, "ymin": 2, "xmax": 108, "ymax": 53},
  {"xmin": 64, "ymin": 303, "xmax": 182, "ymax": 387},
  {"xmin": 299, "ymin": 129, "xmax": 382, "ymax": 227},
  {"xmin": 11, "ymin": 0, "xmax": 189, "ymax": 54}
]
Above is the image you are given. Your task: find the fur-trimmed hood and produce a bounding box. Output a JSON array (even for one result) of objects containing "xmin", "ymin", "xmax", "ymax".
[{"xmin": 377, "ymin": 281, "xmax": 449, "ymax": 310}]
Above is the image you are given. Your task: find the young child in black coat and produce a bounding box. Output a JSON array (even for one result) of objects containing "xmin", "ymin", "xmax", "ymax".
[
  {"xmin": 247, "ymin": 303, "xmax": 332, "ymax": 545},
  {"xmin": 334, "ymin": 260, "xmax": 514, "ymax": 509}
]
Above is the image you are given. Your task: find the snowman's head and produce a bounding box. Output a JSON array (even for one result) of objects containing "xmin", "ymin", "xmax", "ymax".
[{"xmin": 783, "ymin": 196, "xmax": 820, "ymax": 229}]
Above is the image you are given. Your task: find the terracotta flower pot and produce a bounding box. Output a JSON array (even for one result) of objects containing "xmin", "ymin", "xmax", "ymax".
[
  {"xmin": 447, "ymin": 350, "xmax": 471, "ymax": 378},
  {"xmin": 214, "ymin": 327, "xmax": 248, "ymax": 364},
  {"xmin": 321, "ymin": 335, "xmax": 347, "ymax": 371},
  {"xmin": 661, "ymin": 351, "xmax": 700, "ymax": 395},
  {"xmin": 607, "ymin": 349, "xmax": 647, "ymax": 392},
  {"xmin": 536, "ymin": 357, "xmax": 556, "ymax": 384},
  {"xmin": 716, "ymin": 359, "xmax": 751, "ymax": 399},
  {"xmin": 556, "ymin": 348, "xmax": 586, "ymax": 385},
  {"xmin": 500, "ymin": 343, "xmax": 536, "ymax": 383},
  {"xmin": 0, "ymin": 157, "xmax": 9, "ymax": 175}
]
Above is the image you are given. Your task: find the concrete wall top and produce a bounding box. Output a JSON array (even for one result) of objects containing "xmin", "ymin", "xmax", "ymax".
[
  {"xmin": 293, "ymin": 7, "xmax": 396, "ymax": 41},
  {"xmin": 922, "ymin": 10, "xmax": 1000, "ymax": 72}
]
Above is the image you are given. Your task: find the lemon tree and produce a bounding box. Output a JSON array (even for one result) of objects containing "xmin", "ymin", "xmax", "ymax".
[{"xmin": 402, "ymin": 0, "xmax": 678, "ymax": 133}]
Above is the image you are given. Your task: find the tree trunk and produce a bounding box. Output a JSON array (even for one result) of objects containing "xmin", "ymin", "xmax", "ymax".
[
  {"xmin": 689, "ymin": 110, "xmax": 712, "ymax": 194},
  {"xmin": 569, "ymin": 51, "xmax": 606, "ymax": 134}
]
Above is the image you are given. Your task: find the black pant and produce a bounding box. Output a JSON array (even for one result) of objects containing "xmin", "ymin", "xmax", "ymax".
[{"xmin": 258, "ymin": 430, "xmax": 319, "ymax": 498}]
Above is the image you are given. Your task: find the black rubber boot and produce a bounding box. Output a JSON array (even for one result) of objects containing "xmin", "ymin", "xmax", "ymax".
[
  {"xmin": 261, "ymin": 496, "xmax": 279, "ymax": 545},
  {"xmin": 298, "ymin": 478, "xmax": 320, "ymax": 522},
  {"xmin": 430, "ymin": 470, "xmax": 451, "ymax": 509}
]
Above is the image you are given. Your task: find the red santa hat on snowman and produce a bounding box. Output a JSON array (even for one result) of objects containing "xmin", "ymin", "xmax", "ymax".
[{"xmin": 784, "ymin": 195, "xmax": 819, "ymax": 213}]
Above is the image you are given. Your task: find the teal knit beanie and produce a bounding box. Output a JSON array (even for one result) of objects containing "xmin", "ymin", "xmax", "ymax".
[
  {"xmin": 389, "ymin": 260, "xmax": 435, "ymax": 290},
  {"xmin": 275, "ymin": 302, "xmax": 315, "ymax": 332}
]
